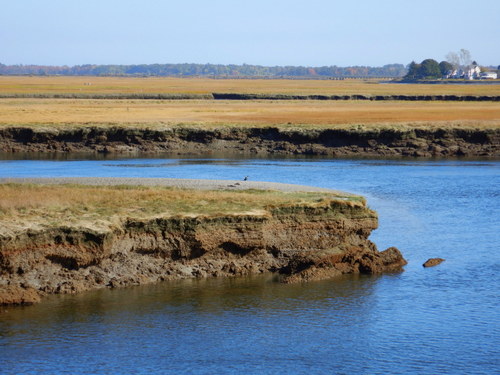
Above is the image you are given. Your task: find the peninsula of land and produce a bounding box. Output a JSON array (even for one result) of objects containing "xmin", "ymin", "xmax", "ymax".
[{"xmin": 0, "ymin": 178, "xmax": 406, "ymax": 305}]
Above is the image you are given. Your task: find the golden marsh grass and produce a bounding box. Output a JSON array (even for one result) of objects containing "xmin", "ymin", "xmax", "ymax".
[
  {"xmin": 0, "ymin": 99, "xmax": 498, "ymax": 129},
  {"xmin": 1, "ymin": 76, "xmax": 499, "ymax": 96},
  {"xmin": 0, "ymin": 184, "xmax": 348, "ymax": 234}
]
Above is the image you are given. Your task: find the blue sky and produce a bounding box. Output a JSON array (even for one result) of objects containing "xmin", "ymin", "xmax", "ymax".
[{"xmin": 1, "ymin": 0, "xmax": 499, "ymax": 67}]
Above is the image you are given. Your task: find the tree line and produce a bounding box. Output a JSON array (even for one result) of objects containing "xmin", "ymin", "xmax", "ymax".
[
  {"xmin": 404, "ymin": 49, "xmax": 497, "ymax": 80},
  {"xmin": 0, "ymin": 62, "xmax": 407, "ymax": 78},
  {"xmin": 404, "ymin": 59, "xmax": 453, "ymax": 80}
]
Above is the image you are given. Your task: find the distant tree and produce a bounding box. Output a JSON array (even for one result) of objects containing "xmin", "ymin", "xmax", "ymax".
[
  {"xmin": 0, "ymin": 62, "xmax": 408, "ymax": 78},
  {"xmin": 447, "ymin": 49, "xmax": 473, "ymax": 69},
  {"xmin": 439, "ymin": 61, "xmax": 454, "ymax": 75},
  {"xmin": 459, "ymin": 49, "xmax": 472, "ymax": 67},
  {"xmin": 446, "ymin": 52, "xmax": 460, "ymax": 69},
  {"xmin": 419, "ymin": 59, "xmax": 442, "ymax": 79},
  {"xmin": 405, "ymin": 59, "xmax": 441, "ymax": 80},
  {"xmin": 405, "ymin": 61, "xmax": 420, "ymax": 79}
]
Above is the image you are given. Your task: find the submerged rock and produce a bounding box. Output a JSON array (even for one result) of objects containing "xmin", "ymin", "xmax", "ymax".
[{"xmin": 423, "ymin": 258, "xmax": 445, "ymax": 268}]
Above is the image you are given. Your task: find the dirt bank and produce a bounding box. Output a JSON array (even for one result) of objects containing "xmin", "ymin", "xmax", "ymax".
[
  {"xmin": 0, "ymin": 181, "xmax": 406, "ymax": 305},
  {"xmin": 1, "ymin": 93, "xmax": 499, "ymax": 101},
  {"xmin": 212, "ymin": 93, "xmax": 500, "ymax": 101},
  {"xmin": 1, "ymin": 125, "xmax": 498, "ymax": 157}
]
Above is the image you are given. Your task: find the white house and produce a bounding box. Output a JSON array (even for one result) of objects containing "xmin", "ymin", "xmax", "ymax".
[
  {"xmin": 480, "ymin": 72, "xmax": 498, "ymax": 79},
  {"xmin": 447, "ymin": 65, "xmax": 484, "ymax": 80},
  {"xmin": 464, "ymin": 65, "xmax": 481, "ymax": 80}
]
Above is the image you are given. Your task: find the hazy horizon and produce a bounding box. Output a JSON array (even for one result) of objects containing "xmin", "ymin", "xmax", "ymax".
[
  {"xmin": 1, "ymin": 61, "xmax": 406, "ymax": 68},
  {"xmin": 1, "ymin": 0, "xmax": 499, "ymax": 67}
]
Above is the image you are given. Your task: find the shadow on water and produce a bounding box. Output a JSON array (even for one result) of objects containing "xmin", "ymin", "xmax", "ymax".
[
  {"xmin": 2, "ymin": 151, "xmax": 496, "ymax": 162},
  {"xmin": 0, "ymin": 273, "xmax": 382, "ymax": 331}
]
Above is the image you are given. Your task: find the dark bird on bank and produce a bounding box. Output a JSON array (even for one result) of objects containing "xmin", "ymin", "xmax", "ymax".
[{"xmin": 243, "ymin": 176, "xmax": 248, "ymax": 181}]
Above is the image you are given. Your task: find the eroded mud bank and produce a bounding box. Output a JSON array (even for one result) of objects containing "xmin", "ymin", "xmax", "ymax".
[
  {"xmin": 1, "ymin": 126, "xmax": 498, "ymax": 157},
  {"xmin": 0, "ymin": 198, "xmax": 406, "ymax": 305}
]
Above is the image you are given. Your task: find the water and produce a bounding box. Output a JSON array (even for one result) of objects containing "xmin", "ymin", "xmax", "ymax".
[{"xmin": 1, "ymin": 157, "xmax": 499, "ymax": 374}]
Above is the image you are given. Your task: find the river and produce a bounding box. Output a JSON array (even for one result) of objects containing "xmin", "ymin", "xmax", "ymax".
[{"xmin": 0, "ymin": 156, "xmax": 499, "ymax": 374}]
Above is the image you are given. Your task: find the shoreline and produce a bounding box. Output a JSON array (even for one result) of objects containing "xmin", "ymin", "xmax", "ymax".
[
  {"xmin": 1, "ymin": 125, "xmax": 498, "ymax": 158},
  {"xmin": 0, "ymin": 179, "xmax": 406, "ymax": 305},
  {"xmin": 1, "ymin": 92, "xmax": 499, "ymax": 101}
]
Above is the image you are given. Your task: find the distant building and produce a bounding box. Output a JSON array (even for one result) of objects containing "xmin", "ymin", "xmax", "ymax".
[
  {"xmin": 464, "ymin": 65, "xmax": 481, "ymax": 80},
  {"xmin": 445, "ymin": 69, "xmax": 459, "ymax": 79},
  {"xmin": 480, "ymin": 72, "xmax": 498, "ymax": 79},
  {"xmin": 446, "ymin": 65, "xmax": 482, "ymax": 80}
]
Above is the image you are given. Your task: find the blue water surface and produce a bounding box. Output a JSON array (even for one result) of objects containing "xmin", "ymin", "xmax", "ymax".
[{"xmin": 0, "ymin": 157, "xmax": 499, "ymax": 375}]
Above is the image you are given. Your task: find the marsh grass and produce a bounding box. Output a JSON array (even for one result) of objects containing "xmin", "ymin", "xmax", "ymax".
[
  {"xmin": 0, "ymin": 184, "xmax": 357, "ymax": 234},
  {"xmin": 0, "ymin": 99, "xmax": 498, "ymax": 128},
  {"xmin": 1, "ymin": 76, "xmax": 499, "ymax": 96}
]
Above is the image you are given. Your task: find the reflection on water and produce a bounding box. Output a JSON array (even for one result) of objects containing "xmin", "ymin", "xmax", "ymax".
[
  {"xmin": 0, "ymin": 157, "xmax": 499, "ymax": 374},
  {"xmin": 1, "ymin": 274, "xmax": 384, "ymax": 375},
  {"xmin": 1, "ymin": 273, "xmax": 377, "ymax": 328}
]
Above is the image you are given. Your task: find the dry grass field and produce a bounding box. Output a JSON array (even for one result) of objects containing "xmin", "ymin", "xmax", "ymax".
[
  {"xmin": 0, "ymin": 98, "xmax": 498, "ymax": 129},
  {"xmin": 1, "ymin": 76, "xmax": 500, "ymax": 96},
  {"xmin": 0, "ymin": 77, "xmax": 498, "ymax": 130},
  {"xmin": 0, "ymin": 184, "xmax": 339, "ymax": 233}
]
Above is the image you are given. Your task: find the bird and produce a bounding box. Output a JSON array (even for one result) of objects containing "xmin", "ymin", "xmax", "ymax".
[{"xmin": 243, "ymin": 176, "xmax": 248, "ymax": 181}]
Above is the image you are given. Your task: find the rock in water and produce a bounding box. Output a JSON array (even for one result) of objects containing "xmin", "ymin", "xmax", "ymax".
[
  {"xmin": 0, "ymin": 286, "xmax": 41, "ymax": 305},
  {"xmin": 423, "ymin": 258, "xmax": 445, "ymax": 267}
]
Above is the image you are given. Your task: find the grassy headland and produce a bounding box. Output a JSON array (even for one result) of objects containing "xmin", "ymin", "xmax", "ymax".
[
  {"xmin": 0, "ymin": 183, "xmax": 354, "ymax": 235},
  {"xmin": 1, "ymin": 181, "xmax": 406, "ymax": 306}
]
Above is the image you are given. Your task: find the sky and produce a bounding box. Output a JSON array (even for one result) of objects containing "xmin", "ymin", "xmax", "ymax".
[{"xmin": 1, "ymin": 0, "xmax": 499, "ymax": 67}]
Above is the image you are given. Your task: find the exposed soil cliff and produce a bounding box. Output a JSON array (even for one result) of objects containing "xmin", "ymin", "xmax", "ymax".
[
  {"xmin": 1, "ymin": 125, "xmax": 498, "ymax": 157},
  {"xmin": 0, "ymin": 199, "xmax": 406, "ymax": 305},
  {"xmin": 212, "ymin": 93, "xmax": 500, "ymax": 102},
  {"xmin": 1, "ymin": 93, "xmax": 499, "ymax": 101}
]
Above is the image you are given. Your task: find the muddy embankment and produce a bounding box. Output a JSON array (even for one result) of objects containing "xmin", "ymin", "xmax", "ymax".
[
  {"xmin": 1, "ymin": 126, "xmax": 499, "ymax": 157},
  {"xmin": 0, "ymin": 199, "xmax": 406, "ymax": 305},
  {"xmin": 1, "ymin": 93, "xmax": 499, "ymax": 101},
  {"xmin": 212, "ymin": 93, "xmax": 500, "ymax": 101}
]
